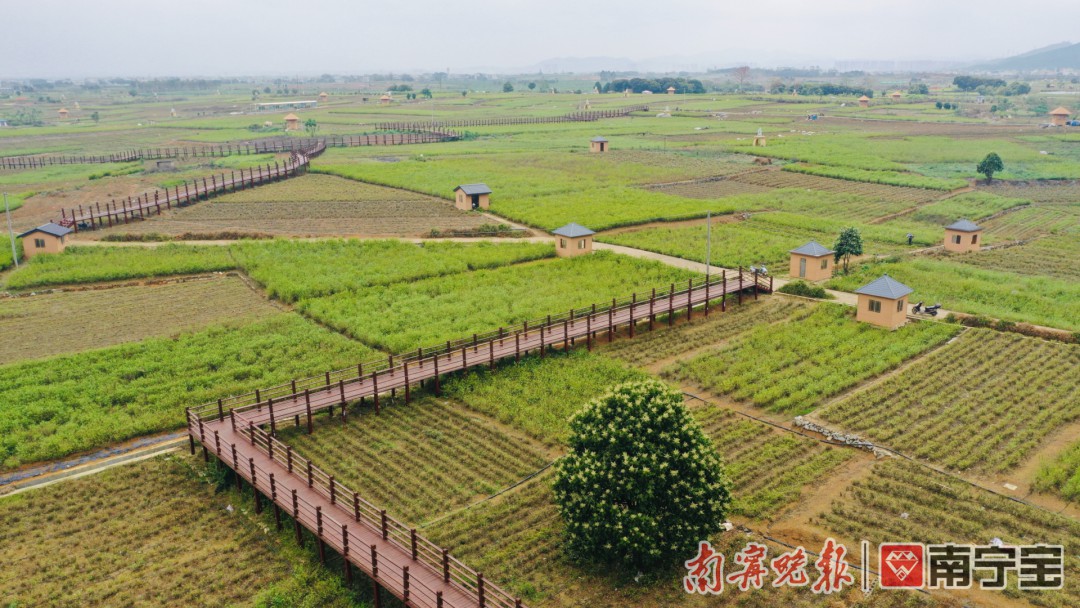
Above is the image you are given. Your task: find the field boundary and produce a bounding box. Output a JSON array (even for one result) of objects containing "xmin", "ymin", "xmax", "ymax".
[{"xmin": 374, "ymin": 104, "xmax": 648, "ymax": 131}]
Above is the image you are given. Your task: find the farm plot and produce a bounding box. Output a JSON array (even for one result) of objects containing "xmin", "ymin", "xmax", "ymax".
[
  {"xmin": 444, "ymin": 350, "xmax": 647, "ymax": 446},
  {"xmin": 981, "ymin": 204, "xmax": 1080, "ymax": 241},
  {"xmin": 3, "ymin": 244, "xmax": 235, "ymax": 290},
  {"xmin": 0, "ymin": 313, "xmax": 376, "ymax": 469},
  {"xmin": 819, "ymin": 330, "xmax": 1080, "ymax": 473},
  {"xmin": 282, "ymin": 398, "xmax": 551, "ymax": 524},
  {"xmin": 0, "ymin": 455, "xmax": 363, "ymax": 608},
  {"xmin": 665, "ymin": 304, "xmax": 959, "ymax": 414},
  {"xmin": 1035, "ymin": 440, "xmax": 1080, "ymax": 502},
  {"xmin": 817, "ymin": 459, "xmax": 1080, "ymax": 608},
  {"xmin": 645, "ymin": 176, "xmax": 774, "ymax": 199},
  {"xmin": 981, "ymin": 179, "xmax": 1080, "ymax": 204},
  {"xmin": 826, "ymin": 258, "xmax": 1080, "ymax": 331},
  {"xmin": 956, "ymin": 234, "xmax": 1080, "ymax": 281},
  {"xmin": 232, "ymin": 239, "xmax": 552, "ymax": 302},
  {"xmin": 731, "ymin": 169, "xmax": 944, "ymax": 207},
  {"xmin": 906, "ymin": 191, "xmax": 1029, "ymax": 226},
  {"xmin": 0, "ymin": 276, "xmax": 279, "ymax": 363},
  {"xmin": 297, "ymin": 252, "xmax": 699, "ymax": 353},
  {"xmin": 601, "ymin": 297, "xmax": 810, "ymax": 368}
]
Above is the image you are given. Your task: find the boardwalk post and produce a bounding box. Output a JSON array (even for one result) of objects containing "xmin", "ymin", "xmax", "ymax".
[
  {"xmin": 353, "ymin": 492, "xmax": 361, "ymax": 522},
  {"xmin": 371, "ymin": 545, "xmax": 379, "ymax": 579},
  {"xmin": 586, "ymin": 314, "xmax": 592, "ymax": 351},
  {"xmin": 754, "ymin": 269, "xmax": 759, "ymax": 300},
  {"xmin": 232, "ymin": 444, "xmax": 241, "ymax": 490},
  {"xmin": 668, "ymin": 283, "xmax": 675, "ymax": 326},
  {"xmin": 270, "ymin": 473, "xmax": 282, "ymax": 530},
  {"xmin": 478, "ymin": 572, "xmax": 486, "ymax": 607},
  {"xmin": 268, "ymin": 398, "xmax": 276, "ymax": 436},
  {"xmin": 738, "ymin": 267, "xmax": 744, "ymax": 305},
  {"xmin": 437, "ymin": 591, "xmax": 444, "ymax": 608},
  {"xmin": 442, "ymin": 549, "xmax": 450, "ymax": 582},
  {"xmin": 372, "ymin": 372, "xmax": 380, "ymax": 413},
  {"xmin": 404, "ymin": 361, "xmax": 410, "ymax": 403},
  {"xmin": 316, "ymin": 507, "xmax": 326, "ymax": 564},
  {"xmin": 249, "ymin": 458, "xmax": 261, "ymax": 514},
  {"xmin": 540, "ymin": 326, "xmax": 546, "ymax": 358},
  {"xmin": 198, "ymin": 418, "xmax": 208, "ymax": 462},
  {"xmin": 186, "ymin": 409, "xmax": 195, "ymax": 455},
  {"xmin": 433, "ymin": 355, "xmax": 441, "ymax": 395},
  {"xmin": 381, "ymin": 510, "xmax": 388, "ymax": 540},
  {"xmin": 217, "ymin": 398, "xmax": 224, "ymax": 422},
  {"xmin": 305, "ymin": 389, "xmax": 313, "ymax": 434},
  {"xmin": 307, "ymin": 460, "xmax": 314, "ymax": 488},
  {"xmin": 292, "ymin": 489, "xmax": 302, "ymax": 544},
  {"xmin": 489, "ymin": 338, "xmax": 496, "ymax": 370},
  {"xmin": 403, "ymin": 566, "xmax": 410, "ymax": 603},
  {"xmin": 687, "ymin": 278, "xmax": 693, "ymax": 320},
  {"xmin": 609, "ymin": 298, "xmax": 615, "ymax": 342},
  {"xmin": 630, "ymin": 293, "xmax": 636, "ymax": 338},
  {"xmin": 722, "ymin": 270, "xmax": 727, "ymax": 312},
  {"xmin": 411, "ymin": 529, "xmax": 418, "ymax": 560},
  {"xmin": 650, "ymin": 288, "xmax": 656, "ymax": 330},
  {"xmin": 214, "ymin": 430, "xmax": 221, "ymax": 458},
  {"xmin": 515, "ymin": 333, "xmax": 520, "ymax": 361},
  {"xmin": 287, "ymin": 446, "xmax": 293, "ymax": 473},
  {"xmin": 705, "ymin": 277, "xmax": 710, "ymax": 316},
  {"xmin": 248, "ymin": 421, "xmax": 255, "ymax": 446},
  {"xmin": 339, "ymin": 380, "xmax": 347, "ymax": 423}
]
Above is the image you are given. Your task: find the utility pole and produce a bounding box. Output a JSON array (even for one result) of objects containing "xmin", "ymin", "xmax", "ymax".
[
  {"xmin": 5, "ymin": 193, "xmax": 18, "ymax": 268},
  {"xmin": 705, "ymin": 211, "xmax": 711, "ymax": 280}
]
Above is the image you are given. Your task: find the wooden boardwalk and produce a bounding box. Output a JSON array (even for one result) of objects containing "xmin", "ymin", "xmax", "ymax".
[{"xmin": 188, "ymin": 271, "xmax": 771, "ymax": 608}]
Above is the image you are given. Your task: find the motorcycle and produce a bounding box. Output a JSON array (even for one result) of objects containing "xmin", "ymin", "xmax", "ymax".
[{"xmin": 923, "ymin": 303, "xmax": 942, "ymax": 317}]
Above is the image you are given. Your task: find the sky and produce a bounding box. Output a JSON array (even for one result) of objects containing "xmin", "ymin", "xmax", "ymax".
[{"xmin": 3, "ymin": 0, "xmax": 1078, "ymax": 78}]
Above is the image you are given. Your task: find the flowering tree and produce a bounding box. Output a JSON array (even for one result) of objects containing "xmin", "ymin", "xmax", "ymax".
[{"xmin": 553, "ymin": 379, "xmax": 731, "ymax": 570}]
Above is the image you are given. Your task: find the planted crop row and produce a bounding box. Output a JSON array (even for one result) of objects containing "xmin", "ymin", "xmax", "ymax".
[
  {"xmin": 3, "ymin": 244, "xmax": 236, "ymax": 290},
  {"xmin": 282, "ymin": 398, "xmax": 550, "ymax": 524},
  {"xmin": 981, "ymin": 180, "xmax": 1080, "ymax": 204},
  {"xmin": 820, "ymin": 330, "xmax": 1080, "ymax": 472},
  {"xmin": 232, "ymin": 239, "xmax": 553, "ymax": 302},
  {"xmin": 297, "ymin": 251, "xmax": 699, "ymax": 353},
  {"xmin": 1034, "ymin": 439, "xmax": 1080, "ymax": 502},
  {"xmin": 907, "ymin": 191, "xmax": 1029, "ymax": 226},
  {"xmin": 0, "ymin": 276, "xmax": 279, "ymax": 364},
  {"xmin": 981, "ymin": 204, "xmax": 1080, "ymax": 241},
  {"xmin": 826, "ymin": 258, "xmax": 1080, "ymax": 332},
  {"xmin": 816, "ymin": 459, "xmax": 1080, "ymax": 608},
  {"xmin": 959, "ymin": 234, "xmax": 1080, "ymax": 281},
  {"xmin": 733, "ymin": 169, "xmax": 946, "ymax": 203},
  {"xmin": 780, "ymin": 163, "xmax": 965, "ymax": 190},
  {"xmin": 0, "ymin": 455, "xmax": 362, "ymax": 608},
  {"xmin": 0, "ymin": 314, "xmax": 376, "ymax": 469},
  {"xmin": 601, "ymin": 297, "xmax": 810, "ymax": 368},
  {"xmin": 212, "ymin": 172, "xmax": 443, "ymax": 203},
  {"xmin": 665, "ymin": 304, "xmax": 959, "ymax": 414}
]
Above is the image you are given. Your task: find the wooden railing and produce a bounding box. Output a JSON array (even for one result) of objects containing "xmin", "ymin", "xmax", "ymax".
[{"xmin": 375, "ymin": 105, "xmax": 650, "ymax": 131}]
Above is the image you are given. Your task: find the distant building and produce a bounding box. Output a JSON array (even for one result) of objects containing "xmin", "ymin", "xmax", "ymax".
[
  {"xmin": 552, "ymin": 223, "xmax": 595, "ymax": 258},
  {"xmin": 589, "ymin": 136, "xmax": 609, "ymax": 153},
  {"xmin": 891, "ymin": 91, "xmax": 902, "ymax": 101},
  {"xmin": 454, "ymin": 184, "xmax": 492, "ymax": 210},
  {"xmin": 1050, "ymin": 107, "xmax": 1071, "ymax": 127},
  {"xmin": 858, "ymin": 95, "xmax": 870, "ymax": 108},
  {"xmin": 0, "ymin": 119, "xmax": 9, "ymax": 128},
  {"xmin": 666, "ymin": 86, "xmax": 677, "ymax": 95},
  {"xmin": 789, "ymin": 241, "xmax": 834, "ymax": 281},
  {"xmin": 283, "ymin": 113, "xmax": 301, "ymax": 131},
  {"xmin": 254, "ymin": 100, "xmax": 318, "ymax": 111},
  {"xmin": 58, "ymin": 108, "xmax": 69, "ymax": 118},
  {"xmin": 854, "ymin": 274, "xmax": 913, "ymax": 330},
  {"xmin": 943, "ymin": 219, "xmax": 983, "ymax": 253},
  {"xmin": 319, "ymin": 92, "xmax": 329, "ymax": 102},
  {"xmin": 18, "ymin": 223, "xmax": 73, "ymax": 260},
  {"xmin": 379, "ymin": 94, "xmax": 392, "ymax": 105}
]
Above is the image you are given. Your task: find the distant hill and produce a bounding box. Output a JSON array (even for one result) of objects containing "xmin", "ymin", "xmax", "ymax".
[{"xmin": 972, "ymin": 42, "xmax": 1080, "ymax": 71}]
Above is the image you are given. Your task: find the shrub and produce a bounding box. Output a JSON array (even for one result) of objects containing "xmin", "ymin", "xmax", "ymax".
[
  {"xmin": 777, "ymin": 280, "xmax": 830, "ymax": 299},
  {"xmin": 553, "ymin": 379, "xmax": 731, "ymax": 571}
]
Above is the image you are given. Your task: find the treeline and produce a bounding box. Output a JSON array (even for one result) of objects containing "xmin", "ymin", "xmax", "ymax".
[
  {"xmin": 601, "ymin": 78, "xmax": 706, "ymax": 94},
  {"xmin": 769, "ymin": 82, "xmax": 873, "ymax": 97},
  {"xmin": 953, "ymin": 76, "xmax": 1031, "ymax": 96}
]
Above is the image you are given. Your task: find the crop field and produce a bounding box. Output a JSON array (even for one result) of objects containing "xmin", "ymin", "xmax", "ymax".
[
  {"xmin": 283, "ymin": 398, "xmax": 551, "ymax": 524},
  {"xmin": 981, "ymin": 204, "xmax": 1080, "ymax": 241},
  {"xmin": 601, "ymin": 297, "xmax": 811, "ymax": 368},
  {"xmin": 826, "ymin": 258, "xmax": 1080, "ymax": 331},
  {"xmin": 599, "ymin": 211, "xmax": 936, "ymax": 271},
  {"xmin": 297, "ymin": 252, "xmax": 699, "ymax": 353},
  {"xmin": 905, "ymin": 191, "xmax": 1029, "ymax": 226},
  {"xmin": 731, "ymin": 168, "xmax": 945, "ymax": 206},
  {"xmin": 817, "ymin": 459, "xmax": 1080, "ymax": 608},
  {"xmin": 0, "ymin": 455, "xmax": 364, "ymax": 608},
  {"xmin": 956, "ymin": 234, "xmax": 1080, "ymax": 281},
  {"xmin": 981, "ymin": 179, "xmax": 1080, "ymax": 204},
  {"xmin": 0, "ymin": 276, "xmax": 279, "ymax": 363},
  {"xmin": 646, "ymin": 175, "xmax": 774, "ymax": 199},
  {"xmin": 1035, "ymin": 440, "xmax": 1080, "ymax": 502},
  {"xmin": 444, "ymin": 350, "xmax": 647, "ymax": 445},
  {"xmin": 0, "ymin": 314, "xmax": 376, "ymax": 469},
  {"xmin": 3, "ymin": 244, "xmax": 236, "ymax": 290},
  {"xmin": 665, "ymin": 304, "xmax": 960, "ymax": 414},
  {"xmin": 232, "ymin": 239, "xmax": 552, "ymax": 302},
  {"xmin": 820, "ymin": 330, "xmax": 1079, "ymax": 472}
]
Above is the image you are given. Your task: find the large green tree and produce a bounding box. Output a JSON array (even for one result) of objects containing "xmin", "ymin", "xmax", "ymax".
[
  {"xmin": 833, "ymin": 227, "xmax": 864, "ymax": 274},
  {"xmin": 977, "ymin": 152, "xmax": 1004, "ymax": 184},
  {"xmin": 553, "ymin": 379, "xmax": 731, "ymax": 571}
]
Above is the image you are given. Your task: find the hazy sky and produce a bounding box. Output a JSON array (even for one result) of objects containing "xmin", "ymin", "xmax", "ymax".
[{"xmin": 3, "ymin": 0, "xmax": 1078, "ymax": 77}]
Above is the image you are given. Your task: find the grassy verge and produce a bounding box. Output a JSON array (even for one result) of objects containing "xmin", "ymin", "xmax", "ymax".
[{"xmin": 4, "ymin": 244, "xmax": 235, "ymax": 289}]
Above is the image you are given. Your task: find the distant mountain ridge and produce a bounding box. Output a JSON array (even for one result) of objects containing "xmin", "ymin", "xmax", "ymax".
[{"xmin": 972, "ymin": 42, "xmax": 1080, "ymax": 71}]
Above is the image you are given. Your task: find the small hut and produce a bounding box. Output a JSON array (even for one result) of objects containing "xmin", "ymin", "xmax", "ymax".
[
  {"xmin": 319, "ymin": 92, "xmax": 329, "ymax": 102},
  {"xmin": 789, "ymin": 241, "xmax": 834, "ymax": 281},
  {"xmin": 858, "ymin": 95, "xmax": 870, "ymax": 108},
  {"xmin": 854, "ymin": 274, "xmax": 913, "ymax": 330},
  {"xmin": 666, "ymin": 86, "xmax": 677, "ymax": 95},
  {"xmin": 589, "ymin": 136, "xmax": 609, "ymax": 153},
  {"xmin": 943, "ymin": 219, "xmax": 983, "ymax": 253},
  {"xmin": 57, "ymin": 108, "xmax": 69, "ymax": 119},
  {"xmin": 552, "ymin": 223, "xmax": 595, "ymax": 258},
  {"xmin": 18, "ymin": 223, "xmax": 73, "ymax": 260},
  {"xmin": 283, "ymin": 113, "xmax": 301, "ymax": 131},
  {"xmin": 891, "ymin": 91, "xmax": 902, "ymax": 101},
  {"xmin": 379, "ymin": 94, "xmax": 392, "ymax": 105},
  {"xmin": 1050, "ymin": 107, "xmax": 1071, "ymax": 127},
  {"xmin": 453, "ymin": 184, "xmax": 492, "ymax": 210}
]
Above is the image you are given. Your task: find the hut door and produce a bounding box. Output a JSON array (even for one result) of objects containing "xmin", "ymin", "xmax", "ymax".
[
  {"xmin": 471, "ymin": 195, "xmax": 480, "ymax": 209},
  {"xmin": 600, "ymin": 142, "xmax": 606, "ymax": 152},
  {"xmin": 799, "ymin": 258, "xmax": 806, "ymax": 278}
]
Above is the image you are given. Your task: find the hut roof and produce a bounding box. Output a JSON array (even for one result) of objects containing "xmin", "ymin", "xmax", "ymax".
[
  {"xmin": 590, "ymin": 136, "xmax": 608, "ymax": 143},
  {"xmin": 18, "ymin": 222, "xmax": 72, "ymax": 239},
  {"xmin": 283, "ymin": 113, "xmax": 300, "ymax": 121},
  {"xmin": 858, "ymin": 95, "xmax": 870, "ymax": 101},
  {"xmin": 552, "ymin": 223, "xmax": 595, "ymax": 238},
  {"xmin": 854, "ymin": 274, "xmax": 913, "ymax": 300},
  {"xmin": 58, "ymin": 108, "xmax": 69, "ymax": 113},
  {"xmin": 945, "ymin": 219, "xmax": 982, "ymax": 232},
  {"xmin": 454, "ymin": 183, "xmax": 492, "ymax": 195},
  {"xmin": 666, "ymin": 86, "xmax": 677, "ymax": 91},
  {"xmin": 789, "ymin": 240, "xmax": 833, "ymax": 257},
  {"xmin": 1050, "ymin": 106, "xmax": 1071, "ymax": 116}
]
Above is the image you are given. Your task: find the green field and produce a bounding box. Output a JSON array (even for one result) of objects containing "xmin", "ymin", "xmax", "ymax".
[{"xmin": 3, "ymin": 244, "xmax": 236, "ymax": 289}]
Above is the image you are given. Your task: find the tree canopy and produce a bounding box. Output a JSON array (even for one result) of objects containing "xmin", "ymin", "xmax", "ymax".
[
  {"xmin": 977, "ymin": 152, "xmax": 1004, "ymax": 184},
  {"xmin": 833, "ymin": 227, "xmax": 864, "ymax": 274},
  {"xmin": 553, "ymin": 379, "xmax": 731, "ymax": 571}
]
